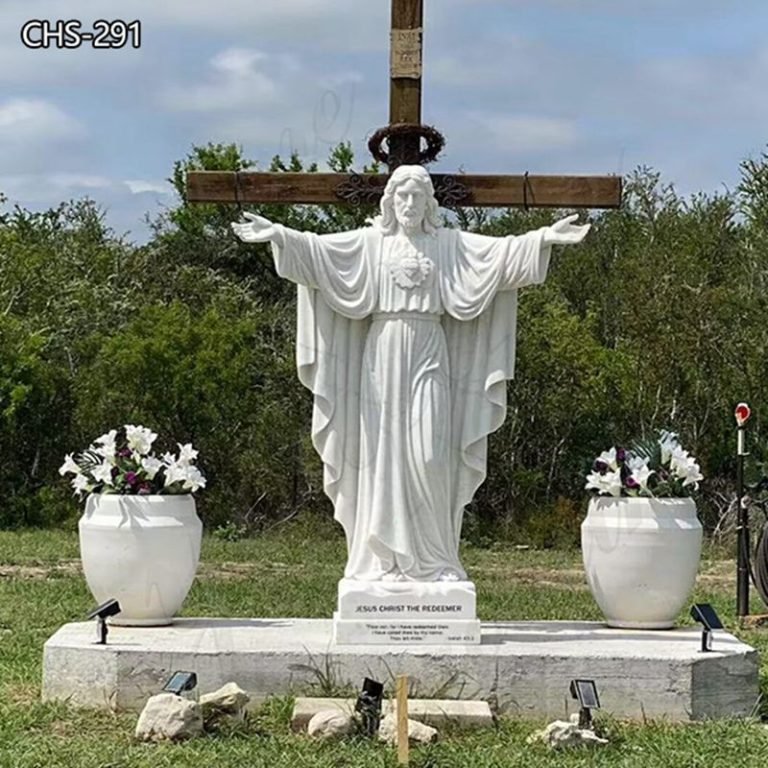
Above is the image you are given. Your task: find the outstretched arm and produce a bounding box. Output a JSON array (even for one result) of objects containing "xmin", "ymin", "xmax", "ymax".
[
  {"xmin": 450, "ymin": 213, "xmax": 590, "ymax": 304},
  {"xmin": 542, "ymin": 214, "xmax": 591, "ymax": 247},
  {"xmin": 231, "ymin": 212, "xmax": 286, "ymax": 248}
]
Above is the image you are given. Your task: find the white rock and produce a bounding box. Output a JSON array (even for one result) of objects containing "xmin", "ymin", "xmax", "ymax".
[
  {"xmin": 307, "ymin": 709, "xmax": 356, "ymax": 739},
  {"xmin": 378, "ymin": 713, "xmax": 438, "ymax": 745},
  {"xmin": 291, "ymin": 697, "xmax": 492, "ymax": 731},
  {"xmin": 135, "ymin": 692, "xmax": 203, "ymax": 742},
  {"xmin": 200, "ymin": 682, "xmax": 250, "ymax": 725},
  {"xmin": 527, "ymin": 719, "xmax": 608, "ymax": 749}
]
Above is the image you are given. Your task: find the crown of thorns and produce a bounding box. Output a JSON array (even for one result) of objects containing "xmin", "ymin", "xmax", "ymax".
[{"xmin": 368, "ymin": 123, "xmax": 445, "ymax": 166}]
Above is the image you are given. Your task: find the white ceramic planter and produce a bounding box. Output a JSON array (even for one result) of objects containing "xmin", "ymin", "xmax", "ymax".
[
  {"xmin": 581, "ymin": 496, "xmax": 702, "ymax": 629},
  {"xmin": 78, "ymin": 494, "xmax": 202, "ymax": 626}
]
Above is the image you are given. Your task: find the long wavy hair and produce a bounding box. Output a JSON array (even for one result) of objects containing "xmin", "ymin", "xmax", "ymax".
[{"xmin": 369, "ymin": 165, "xmax": 442, "ymax": 235}]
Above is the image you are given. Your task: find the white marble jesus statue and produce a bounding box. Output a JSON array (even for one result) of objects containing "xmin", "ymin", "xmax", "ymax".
[{"xmin": 232, "ymin": 165, "xmax": 589, "ymax": 584}]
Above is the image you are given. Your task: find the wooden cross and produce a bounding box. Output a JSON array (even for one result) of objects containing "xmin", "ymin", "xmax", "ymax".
[{"xmin": 186, "ymin": 0, "xmax": 621, "ymax": 210}]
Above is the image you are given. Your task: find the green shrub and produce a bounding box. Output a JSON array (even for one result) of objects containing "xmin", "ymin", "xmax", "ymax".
[
  {"xmin": 0, "ymin": 316, "xmax": 75, "ymax": 527},
  {"xmin": 72, "ymin": 300, "xmax": 317, "ymax": 529}
]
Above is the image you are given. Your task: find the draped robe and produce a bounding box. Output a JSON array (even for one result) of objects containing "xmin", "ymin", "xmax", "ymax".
[{"xmin": 272, "ymin": 224, "xmax": 551, "ymax": 581}]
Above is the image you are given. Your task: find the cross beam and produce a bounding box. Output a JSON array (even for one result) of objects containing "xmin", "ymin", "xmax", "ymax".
[
  {"xmin": 185, "ymin": 0, "xmax": 622, "ymax": 210},
  {"xmin": 186, "ymin": 171, "xmax": 621, "ymax": 209}
]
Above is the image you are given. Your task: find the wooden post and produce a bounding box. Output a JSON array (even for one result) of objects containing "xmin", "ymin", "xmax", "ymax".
[
  {"xmin": 396, "ymin": 675, "xmax": 409, "ymax": 765},
  {"xmin": 389, "ymin": 0, "xmax": 424, "ymax": 168}
]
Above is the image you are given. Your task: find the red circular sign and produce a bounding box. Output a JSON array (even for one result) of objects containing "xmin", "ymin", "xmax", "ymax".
[{"xmin": 735, "ymin": 402, "xmax": 751, "ymax": 427}]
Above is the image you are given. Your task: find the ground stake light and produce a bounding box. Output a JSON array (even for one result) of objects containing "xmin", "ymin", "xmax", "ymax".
[
  {"xmin": 163, "ymin": 671, "xmax": 198, "ymax": 698},
  {"xmin": 569, "ymin": 679, "xmax": 600, "ymax": 729},
  {"xmin": 86, "ymin": 598, "xmax": 121, "ymax": 645},
  {"xmin": 690, "ymin": 603, "xmax": 723, "ymax": 652},
  {"xmin": 355, "ymin": 677, "xmax": 384, "ymax": 738}
]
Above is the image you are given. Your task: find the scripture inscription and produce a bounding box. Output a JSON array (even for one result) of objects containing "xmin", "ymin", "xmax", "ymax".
[{"xmin": 368, "ymin": 623, "xmax": 450, "ymax": 641}]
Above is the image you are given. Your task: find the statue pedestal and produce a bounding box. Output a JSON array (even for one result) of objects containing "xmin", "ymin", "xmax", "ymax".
[
  {"xmin": 333, "ymin": 579, "xmax": 481, "ymax": 645},
  {"xmin": 42, "ymin": 618, "xmax": 760, "ymax": 720}
]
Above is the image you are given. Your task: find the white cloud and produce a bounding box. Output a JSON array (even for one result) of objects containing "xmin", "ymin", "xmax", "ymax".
[
  {"xmin": 464, "ymin": 113, "xmax": 578, "ymax": 154},
  {"xmin": 0, "ymin": 99, "xmax": 84, "ymax": 141},
  {"xmin": 0, "ymin": 173, "xmax": 113, "ymax": 202},
  {"xmin": 124, "ymin": 179, "xmax": 171, "ymax": 195},
  {"xmin": 0, "ymin": 100, "xmax": 88, "ymax": 175},
  {"xmin": 49, "ymin": 173, "xmax": 111, "ymax": 189},
  {"xmin": 161, "ymin": 47, "xmax": 278, "ymax": 111},
  {"xmin": 211, "ymin": 49, "xmax": 268, "ymax": 76}
]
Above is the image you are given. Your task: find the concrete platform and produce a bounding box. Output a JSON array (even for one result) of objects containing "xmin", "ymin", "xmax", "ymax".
[{"xmin": 42, "ymin": 618, "xmax": 760, "ymax": 721}]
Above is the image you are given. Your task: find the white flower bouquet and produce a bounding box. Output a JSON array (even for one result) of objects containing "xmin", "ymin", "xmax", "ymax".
[
  {"xmin": 585, "ymin": 430, "xmax": 702, "ymax": 498},
  {"xmin": 59, "ymin": 425, "xmax": 206, "ymax": 497}
]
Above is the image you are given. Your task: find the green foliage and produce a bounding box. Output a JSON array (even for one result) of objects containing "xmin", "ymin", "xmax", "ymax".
[
  {"xmin": 0, "ymin": 200, "xmax": 132, "ymax": 527},
  {"xmin": 73, "ymin": 300, "xmax": 314, "ymax": 528}
]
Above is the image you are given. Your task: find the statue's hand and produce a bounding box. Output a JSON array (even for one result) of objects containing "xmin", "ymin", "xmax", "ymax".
[
  {"xmin": 542, "ymin": 214, "xmax": 591, "ymax": 246},
  {"xmin": 231, "ymin": 211, "xmax": 279, "ymax": 243}
]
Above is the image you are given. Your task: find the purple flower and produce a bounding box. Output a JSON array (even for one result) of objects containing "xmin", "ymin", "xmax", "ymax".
[
  {"xmin": 118, "ymin": 447, "xmax": 132, "ymax": 458},
  {"xmin": 138, "ymin": 482, "xmax": 152, "ymax": 495},
  {"xmin": 593, "ymin": 460, "xmax": 609, "ymax": 474},
  {"xmin": 616, "ymin": 447, "xmax": 627, "ymax": 463},
  {"xmin": 111, "ymin": 466, "xmax": 119, "ymax": 478},
  {"xmin": 625, "ymin": 476, "xmax": 640, "ymax": 489},
  {"xmin": 125, "ymin": 471, "xmax": 139, "ymax": 486}
]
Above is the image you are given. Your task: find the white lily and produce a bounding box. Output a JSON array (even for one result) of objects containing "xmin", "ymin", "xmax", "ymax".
[
  {"xmin": 94, "ymin": 430, "xmax": 118, "ymax": 460},
  {"xmin": 177, "ymin": 443, "xmax": 199, "ymax": 466},
  {"xmin": 627, "ymin": 455, "xmax": 654, "ymax": 491},
  {"xmin": 585, "ymin": 469, "xmax": 623, "ymax": 497},
  {"xmin": 595, "ymin": 447, "xmax": 619, "ymax": 471},
  {"xmin": 181, "ymin": 465, "xmax": 206, "ymax": 493},
  {"xmin": 91, "ymin": 461, "xmax": 114, "ymax": 486},
  {"xmin": 141, "ymin": 456, "xmax": 164, "ymax": 480},
  {"xmin": 163, "ymin": 461, "xmax": 187, "ymax": 487},
  {"xmin": 72, "ymin": 473, "xmax": 92, "ymax": 496},
  {"xmin": 670, "ymin": 448, "xmax": 703, "ymax": 487},
  {"xmin": 125, "ymin": 424, "xmax": 158, "ymax": 456},
  {"xmin": 58, "ymin": 453, "xmax": 80, "ymax": 476}
]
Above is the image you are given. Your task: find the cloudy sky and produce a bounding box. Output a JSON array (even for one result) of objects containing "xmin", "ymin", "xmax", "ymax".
[{"xmin": 2, "ymin": 0, "xmax": 767, "ymax": 242}]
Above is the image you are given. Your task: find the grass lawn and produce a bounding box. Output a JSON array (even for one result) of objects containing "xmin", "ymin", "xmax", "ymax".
[{"xmin": 1, "ymin": 519, "xmax": 768, "ymax": 767}]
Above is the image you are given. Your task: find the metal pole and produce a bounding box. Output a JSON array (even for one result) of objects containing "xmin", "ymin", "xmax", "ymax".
[{"xmin": 736, "ymin": 425, "xmax": 749, "ymax": 618}]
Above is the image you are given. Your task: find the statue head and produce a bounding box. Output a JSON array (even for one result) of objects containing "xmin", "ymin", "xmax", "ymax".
[{"xmin": 373, "ymin": 165, "xmax": 441, "ymax": 235}]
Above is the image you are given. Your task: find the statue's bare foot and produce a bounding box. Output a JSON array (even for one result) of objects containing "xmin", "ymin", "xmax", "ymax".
[
  {"xmin": 437, "ymin": 569, "xmax": 461, "ymax": 582},
  {"xmin": 382, "ymin": 569, "xmax": 405, "ymax": 582}
]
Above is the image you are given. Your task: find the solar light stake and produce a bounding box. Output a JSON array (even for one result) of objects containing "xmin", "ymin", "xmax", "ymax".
[
  {"xmin": 355, "ymin": 678, "xmax": 384, "ymax": 738},
  {"xmin": 85, "ymin": 598, "xmax": 121, "ymax": 645},
  {"xmin": 735, "ymin": 403, "xmax": 751, "ymax": 619},
  {"xmin": 690, "ymin": 603, "xmax": 724, "ymax": 653},
  {"xmin": 569, "ymin": 679, "xmax": 600, "ymax": 729},
  {"xmin": 163, "ymin": 671, "xmax": 198, "ymax": 697}
]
